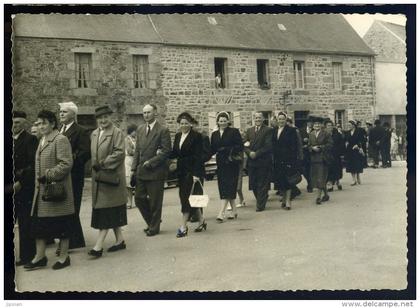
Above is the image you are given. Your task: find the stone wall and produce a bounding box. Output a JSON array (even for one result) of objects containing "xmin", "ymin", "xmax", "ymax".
[
  {"xmin": 12, "ymin": 37, "xmax": 375, "ymax": 134},
  {"xmin": 13, "ymin": 37, "xmax": 166, "ymax": 132},
  {"xmin": 161, "ymin": 45, "xmax": 375, "ymax": 132}
]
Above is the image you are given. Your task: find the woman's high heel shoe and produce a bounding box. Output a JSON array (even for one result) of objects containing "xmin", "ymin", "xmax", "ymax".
[
  {"xmin": 194, "ymin": 220, "xmax": 207, "ymax": 232},
  {"xmin": 176, "ymin": 227, "xmax": 188, "ymax": 238},
  {"xmin": 88, "ymin": 248, "xmax": 103, "ymax": 258}
]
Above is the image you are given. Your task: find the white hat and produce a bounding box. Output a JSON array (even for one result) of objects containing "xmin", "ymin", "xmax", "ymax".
[{"xmin": 58, "ymin": 101, "xmax": 78, "ymax": 115}]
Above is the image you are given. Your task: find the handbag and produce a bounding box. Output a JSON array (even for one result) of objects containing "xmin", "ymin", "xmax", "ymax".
[
  {"xmin": 95, "ymin": 170, "xmax": 120, "ymax": 186},
  {"xmin": 189, "ymin": 180, "xmax": 209, "ymax": 208},
  {"xmin": 42, "ymin": 181, "xmax": 66, "ymax": 202},
  {"xmin": 228, "ymin": 148, "xmax": 243, "ymax": 163},
  {"xmin": 286, "ymin": 168, "xmax": 302, "ymax": 186}
]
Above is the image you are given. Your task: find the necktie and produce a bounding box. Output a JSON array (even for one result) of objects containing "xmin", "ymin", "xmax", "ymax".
[
  {"xmin": 255, "ymin": 126, "xmax": 259, "ymax": 133},
  {"xmin": 146, "ymin": 124, "xmax": 151, "ymax": 136},
  {"xmin": 61, "ymin": 125, "xmax": 66, "ymax": 134}
]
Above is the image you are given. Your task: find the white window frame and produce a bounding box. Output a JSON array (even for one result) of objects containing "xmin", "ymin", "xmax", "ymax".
[
  {"xmin": 332, "ymin": 62, "xmax": 343, "ymax": 90},
  {"xmin": 133, "ymin": 55, "xmax": 149, "ymax": 89},
  {"xmin": 75, "ymin": 53, "xmax": 92, "ymax": 89},
  {"xmin": 293, "ymin": 61, "xmax": 305, "ymax": 89}
]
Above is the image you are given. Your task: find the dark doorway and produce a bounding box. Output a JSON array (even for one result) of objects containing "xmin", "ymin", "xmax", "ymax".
[{"xmin": 294, "ymin": 111, "xmax": 310, "ymax": 129}]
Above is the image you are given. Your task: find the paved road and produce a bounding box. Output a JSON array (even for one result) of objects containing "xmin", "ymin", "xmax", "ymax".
[{"xmin": 15, "ymin": 162, "xmax": 407, "ymax": 292}]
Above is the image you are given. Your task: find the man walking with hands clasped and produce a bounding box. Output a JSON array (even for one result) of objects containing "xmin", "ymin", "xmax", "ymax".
[
  {"xmin": 244, "ymin": 112, "xmax": 273, "ymax": 212},
  {"xmin": 131, "ymin": 104, "xmax": 171, "ymax": 236}
]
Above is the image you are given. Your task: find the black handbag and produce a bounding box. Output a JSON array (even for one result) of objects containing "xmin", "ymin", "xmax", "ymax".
[
  {"xmin": 285, "ymin": 165, "xmax": 302, "ymax": 186},
  {"xmin": 228, "ymin": 148, "xmax": 243, "ymax": 163},
  {"xmin": 42, "ymin": 181, "xmax": 66, "ymax": 202},
  {"xmin": 95, "ymin": 170, "xmax": 120, "ymax": 186}
]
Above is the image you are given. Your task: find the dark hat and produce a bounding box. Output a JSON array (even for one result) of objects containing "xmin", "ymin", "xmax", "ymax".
[
  {"xmin": 356, "ymin": 120, "xmax": 362, "ymax": 125},
  {"xmin": 277, "ymin": 111, "xmax": 287, "ymax": 118},
  {"xmin": 12, "ymin": 110, "xmax": 27, "ymax": 119},
  {"xmin": 374, "ymin": 119, "xmax": 381, "ymax": 125},
  {"xmin": 349, "ymin": 120, "xmax": 357, "ymax": 126},
  {"xmin": 177, "ymin": 112, "xmax": 195, "ymax": 124},
  {"xmin": 95, "ymin": 105, "xmax": 113, "ymax": 118},
  {"xmin": 324, "ymin": 118, "xmax": 334, "ymax": 125}
]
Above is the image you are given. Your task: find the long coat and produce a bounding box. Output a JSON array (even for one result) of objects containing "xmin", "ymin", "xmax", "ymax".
[
  {"xmin": 308, "ymin": 129, "xmax": 333, "ymax": 189},
  {"xmin": 91, "ymin": 125, "xmax": 127, "ymax": 209},
  {"xmin": 210, "ymin": 126, "xmax": 244, "ymax": 199},
  {"xmin": 344, "ymin": 129, "xmax": 365, "ymax": 173},
  {"xmin": 132, "ymin": 121, "xmax": 172, "ymax": 181},
  {"xmin": 328, "ymin": 128, "xmax": 345, "ymax": 182},
  {"xmin": 31, "ymin": 131, "xmax": 74, "ymax": 217}
]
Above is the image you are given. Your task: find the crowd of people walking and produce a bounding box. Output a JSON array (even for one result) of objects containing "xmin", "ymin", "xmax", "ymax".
[{"xmin": 10, "ymin": 102, "xmax": 403, "ymax": 271}]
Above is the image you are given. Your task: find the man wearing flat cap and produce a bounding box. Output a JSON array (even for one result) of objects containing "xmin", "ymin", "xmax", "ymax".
[
  {"xmin": 131, "ymin": 104, "xmax": 172, "ymax": 236},
  {"xmin": 12, "ymin": 110, "xmax": 38, "ymax": 265},
  {"xmin": 58, "ymin": 101, "xmax": 91, "ymax": 251}
]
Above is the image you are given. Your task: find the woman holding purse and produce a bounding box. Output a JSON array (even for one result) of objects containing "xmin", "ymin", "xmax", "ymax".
[
  {"xmin": 25, "ymin": 110, "xmax": 75, "ymax": 270},
  {"xmin": 344, "ymin": 120, "xmax": 365, "ymax": 186},
  {"xmin": 210, "ymin": 111, "xmax": 244, "ymax": 222},
  {"xmin": 170, "ymin": 112, "xmax": 207, "ymax": 237},
  {"xmin": 88, "ymin": 105, "xmax": 127, "ymax": 258}
]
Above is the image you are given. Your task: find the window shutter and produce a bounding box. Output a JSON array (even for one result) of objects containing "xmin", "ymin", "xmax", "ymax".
[
  {"xmin": 208, "ymin": 112, "xmax": 217, "ymax": 136},
  {"xmin": 233, "ymin": 112, "xmax": 241, "ymax": 129}
]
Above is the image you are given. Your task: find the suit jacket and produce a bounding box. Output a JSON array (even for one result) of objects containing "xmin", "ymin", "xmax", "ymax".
[
  {"xmin": 345, "ymin": 128, "xmax": 365, "ymax": 153},
  {"xmin": 368, "ymin": 125, "xmax": 385, "ymax": 145},
  {"xmin": 31, "ymin": 131, "xmax": 74, "ymax": 217},
  {"xmin": 210, "ymin": 127, "xmax": 244, "ymax": 166},
  {"xmin": 308, "ymin": 129, "xmax": 333, "ymax": 164},
  {"xmin": 272, "ymin": 125, "xmax": 298, "ymax": 165},
  {"xmin": 91, "ymin": 125, "xmax": 127, "ymax": 209},
  {"xmin": 299, "ymin": 127, "xmax": 313, "ymax": 161},
  {"xmin": 132, "ymin": 121, "xmax": 172, "ymax": 181},
  {"xmin": 13, "ymin": 130, "xmax": 38, "ymax": 201},
  {"xmin": 61, "ymin": 123, "xmax": 91, "ymax": 179},
  {"xmin": 171, "ymin": 130, "xmax": 204, "ymax": 178},
  {"xmin": 381, "ymin": 128, "xmax": 392, "ymax": 149},
  {"xmin": 244, "ymin": 125, "xmax": 272, "ymax": 168}
]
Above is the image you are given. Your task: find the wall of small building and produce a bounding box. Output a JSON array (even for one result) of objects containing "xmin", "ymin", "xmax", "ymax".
[
  {"xmin": 12, "ymin": 37, "xmax": 375, "ymax": 135},
  {"xmin": 13, "ymin": 37, "xmax": 166, "ymax": 133},
  {"xmin": 160, "ymin": 45, "xmax": 375, "ymax": 133}
]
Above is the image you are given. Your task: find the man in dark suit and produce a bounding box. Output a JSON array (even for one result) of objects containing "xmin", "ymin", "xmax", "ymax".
[
  {"xmin": 368, "ymin": 120, "xmax": 385, "ymax": 168},
  {"xmin": 356, "ymin": 120, "xmax": 368, "ymax": 168},
  {"xmin": 131, "ymin": 104, "xmax": 172, "ymax": 236},
  {"xmin": 58, "ymin": 102, "xmax": 91, "ymax": 250},
  {"xmin": 299, "ymin": 119, "xmax": 313, "ymax": 192},
  {"xmin": 12, "ymin": 111, "xmax": 38, "ymax": 265},
  {"xmin": 244, "ymin": 112, "xmax": 273, "ymax": 212},
  {"xmin": 381, "ymin": 122, "xmax": 392, "ymax": 168}
]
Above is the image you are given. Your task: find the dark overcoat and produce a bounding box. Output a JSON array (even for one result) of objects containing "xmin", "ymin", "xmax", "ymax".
[
  {"xmin": 172, "ymin": 130, "xmax": 204, "ymax": 178},
  {"xmin": 344, "ymin": 129, "xmax": 365, "ymax": 173}
]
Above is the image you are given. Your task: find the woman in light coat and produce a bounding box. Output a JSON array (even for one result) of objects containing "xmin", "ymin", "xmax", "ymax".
[
  {"xmin": 25, "ymin": 110, "xmax": 74, "ymax": 271},
  {"xmin": 88, "ymin": 105, "xmax": 127, "ymax": 258}
]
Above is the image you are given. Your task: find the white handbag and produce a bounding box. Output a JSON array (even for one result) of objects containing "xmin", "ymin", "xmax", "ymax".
[{"xmin": 189, "ymin": 180, "xmax": 209, "ymax": 208}]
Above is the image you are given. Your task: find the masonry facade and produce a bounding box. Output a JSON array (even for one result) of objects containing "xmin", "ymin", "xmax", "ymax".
[{"xmin": 13, "ymin": 14, "xmax": 376, "ymax": 134}]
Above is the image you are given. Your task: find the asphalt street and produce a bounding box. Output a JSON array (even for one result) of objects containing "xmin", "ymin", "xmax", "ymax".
[{"xmin": 15, "ymin": 162, "xmax": 407, "ymax": 292}]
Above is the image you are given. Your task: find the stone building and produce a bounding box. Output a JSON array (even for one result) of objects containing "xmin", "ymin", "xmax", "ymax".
[
  {"xmin": 363, "ymin": 20, "xmax": 406, "ymax": 134},
  {"xmin": 13, "ymin": 13, "xmax": 375, "ymax": 134}
]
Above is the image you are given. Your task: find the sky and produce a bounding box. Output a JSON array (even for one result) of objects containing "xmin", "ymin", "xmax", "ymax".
[{"xmin": 342, "ymin": 13, "xmax": 406, "ymax": 37}]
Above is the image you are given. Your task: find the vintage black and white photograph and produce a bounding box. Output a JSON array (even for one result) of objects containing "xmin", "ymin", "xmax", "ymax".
[{"xmin": 5, "ymin": 4, "xmax": 413, "ymax": 297}]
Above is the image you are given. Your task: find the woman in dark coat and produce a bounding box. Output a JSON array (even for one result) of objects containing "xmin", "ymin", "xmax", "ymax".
[
  {"xmin": 308, "ymin": 117, "xmax": 333, "ymax": 204},
  {"xmin": 170, "ymin": 112, "xmax": 206, "ymax": 237},
  {"xmin": 272, "ymin": 112, "xmax": 299, "ymax": 210},
  {"xmin": 210, "ymin": 111, "xmax": 244, "ymax": 222},
  {"xmin": 325, "ymin": 120, "xmax": 345, "ymax": 191},
  {"xmin": 344, "ymin": 120, "xmax": 365, "ymax": 185},
  {"xmin": 25, "ymin": 110, "xmax": 74, "ymax": 270},
  {"xmin": 88, "ymin": 105, "xmax": 127, "ymax": 258}
]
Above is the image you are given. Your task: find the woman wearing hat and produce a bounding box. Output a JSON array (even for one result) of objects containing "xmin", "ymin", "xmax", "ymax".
[
  {"xmin": 325, "ymin": 119, "xmax": 345, "ymax": 191},
  {"xmin": 88, "ymin": 105, "xmax": 127, "ymax": 258},
  {"xmin": 344, "ymin": 120, "xmax": 365, "ymax": 185},
  {"xmin": 170, "ymin": 112, "xmax": 207, "ymax": 237},
  {"xmin": 308, "ymin": 117, "xmax": 333, "ymax": 204},
  {"xmin": 210, "ymin": 111, "xmax": 244, "ymax": 222}
]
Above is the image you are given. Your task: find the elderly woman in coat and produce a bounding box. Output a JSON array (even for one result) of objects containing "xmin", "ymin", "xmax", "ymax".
[
  {"xmin": 25, "ymin": 110, "xmax": 74, "ymax": 271},
  {"xmin": 308, "ymin": 117, "xmax": 333, "ymax": 205},
  {"xmin": 88, "ymin": 105, "xmax": 127, "ymax": 259}
]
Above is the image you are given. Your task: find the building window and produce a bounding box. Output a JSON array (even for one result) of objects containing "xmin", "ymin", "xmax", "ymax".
[
  {"xmin": 214, "ymin": 58, "xmax": 227, "ymax": 89},
  {"xmin": 332, "ymin": 62, "xmax": 342, "ymax": 90},
  {"xmin": 75, "ymin": 53, "xmax": 92, "ymax": 88},
  {"xmin": 259, "ymin": 111, "xmax": 272, "ymax": 126},
  {"xmin": 293, "ymin": 61, "xmax": 305, "ymax": 89},
  {"xmin": 335, "ymin": 110, "xmax": 345, "ymax": 127},
  {"xmin": 133, "ymin": 55, "xmax": 149, "ymax": 89},
  {"xmin": 257, "ymin": 59, "xmax": 270, "ymax": 89}
]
